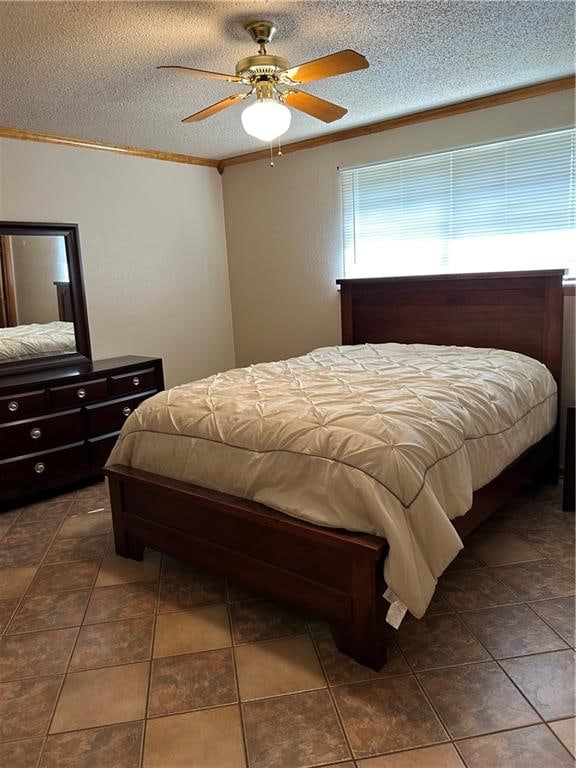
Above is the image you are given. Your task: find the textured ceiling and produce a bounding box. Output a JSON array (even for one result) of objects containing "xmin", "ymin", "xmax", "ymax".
[{"xmin": 0, "ymin": 1, "xmax": 573, "ymax": 160}]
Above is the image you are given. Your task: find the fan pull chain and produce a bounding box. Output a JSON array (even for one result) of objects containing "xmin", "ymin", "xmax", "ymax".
[
  {"xmin": 277, "ymin": 138, "xmax": 283, "ymax": 157},
  {"xmin": 269, "ymin": 143, "xmax": 275, "ymax": 167}
]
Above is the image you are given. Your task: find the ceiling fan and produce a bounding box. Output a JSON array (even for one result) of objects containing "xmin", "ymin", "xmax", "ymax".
[{"xmin": 158, "ymin": 20, "xmax": 369, "ymax": 143}]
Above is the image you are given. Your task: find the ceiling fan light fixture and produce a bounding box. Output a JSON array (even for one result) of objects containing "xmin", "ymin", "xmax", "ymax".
[{"xmin": 241, "ymin": 98, "xmax": 291, "ymax": 142}]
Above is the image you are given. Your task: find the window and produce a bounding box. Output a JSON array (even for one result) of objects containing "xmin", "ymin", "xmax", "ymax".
[{"xmin": 340, "ymin": 129, "xmax": 575, "ymax": 279}]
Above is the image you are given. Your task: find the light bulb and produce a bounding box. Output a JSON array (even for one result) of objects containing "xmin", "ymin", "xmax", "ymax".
[{"xmin": 241, "ymin": 98, "xmax": 291, "ymax": 142}]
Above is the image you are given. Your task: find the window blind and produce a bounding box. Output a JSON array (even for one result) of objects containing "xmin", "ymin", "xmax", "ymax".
[{"xmin": 340, "ymin": 128, "xmax": 575, "ymax": 279}]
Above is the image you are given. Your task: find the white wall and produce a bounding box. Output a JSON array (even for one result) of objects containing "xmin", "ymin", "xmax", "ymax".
[
  {"xmin": 0, "ymin": 139, "xmax": 234, "ymax": 386},
  {"xmin": 222, "ymin": 90, "xmax": 575, "ymax": 369}
]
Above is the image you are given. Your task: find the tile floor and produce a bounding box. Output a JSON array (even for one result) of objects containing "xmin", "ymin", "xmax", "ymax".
[{"xmin": 0, "ymin": 479, "xmax": 574, "ymax": 768}]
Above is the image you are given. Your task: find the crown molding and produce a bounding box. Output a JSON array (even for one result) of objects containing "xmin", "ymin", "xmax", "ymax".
[
  {"xmin": 218, "ymin": 75, "xmax": 575, "ymax": 170},
  {"xmin": 0, "ymin": 75, "xmax": 572, "ymax": 171},
  {"xmin": 0, "ymin": 125, "xmax": 218, "ymax": 168}
]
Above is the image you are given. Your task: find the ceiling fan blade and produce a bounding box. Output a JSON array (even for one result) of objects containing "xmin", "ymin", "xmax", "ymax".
[
  {"xmin": 158, "ymin": 65, "xmax": 242, "ymax": 83},
  {"xmin": 181, "ymin": 93, "xmax": 248, "ymax": 123},
  {"xmin": 283, "ymin": 90, "xmax": 347, "ymax": 123},
  {"xmin": 279, "ymin": 49, "xmax": 368, "ymax": 84}
]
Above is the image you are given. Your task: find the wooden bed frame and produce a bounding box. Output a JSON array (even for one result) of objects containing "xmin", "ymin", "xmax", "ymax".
[{"xmin": 106, "ymin": 270, "xmax": 564, "ymax": 670}]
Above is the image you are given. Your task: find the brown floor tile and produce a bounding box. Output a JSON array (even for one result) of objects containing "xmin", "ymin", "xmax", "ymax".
[
  {"xmin": 2, "ymin": 520, "xmax": 62, "ymax": 545},
  {"xmin": 70, "ymin": 482, "xmax": 109, "ymax": 511},
  {"xmin": 158, "ymin": 571, "xmax": 226, "ymax": 613},
  {"xmin": 16, "ymin": 498, "xmax": 72, "ymax": 524},
  {"xmin": 84, "ymin": 581, "xmax": 158, "ymax": 624},
  {"xmin": 419, "ymin": 661, "xmax": 539, "ymax": 739},
  {"xmin": 446, "ymin": 547, "xmax": 485, "ymax": 572},
  {"xmin": 148, "ymin": 647, "xmax": 236, "ymax": 717},
  {"xmin": 0, "ymin": 737, "xmax": 44, "ymax": 768},
  {"xmin": 501, "ymin": 650, "xmax": 575, "ymax": 720},
  {"xmin": 28, "ymin": 560, "xmax": 99, "ymax": 595},
  {"xmin": 0, "ymin": 598, "xmax": 19, "ymax": 633},
  {"xmin": 40, "ymin": 721, "xmax": 144, "ymax": 768},
  {"xmin": 50, "ymin": 662, "xmax": 149, "ymax": 733},
  {"xmin": 153, "ymin": 605, "xmax": 230, "ymax": 658},
  {"xmin": 499, "ymin": 501, "xmax": 575, "ymax": 533},
  {"xmin": 493, "ymin": 560, "xmax": 575, "ymax": 601},
  {"xmin": 0, "ymin": 566, "xmax": 37, "ymax": 598},
  {"xmin": 395, "ymin": 614, "xmax": 489, "ymax": 671},
  {"xmin": 227, "ymin": 579, "xmax": 261, "ymax": 602},
  {"xmin": 312, "ymin": 623, "xmax": 409, "ymax": 685},
  {"xmin": 0, "ymin": 537, "xmax": 52, "ymax": 568},
  {"xmin": 461, "ymin": 604, "xmax": 569, "ymax": 658},
  {"xmin": 528, "ymin": 597, "xmax": 576, "ymax": 645},
  {"xmin": 95, "ymin": 551, "xmax": 161, "ymax": 587},
  {"xmin": 334, "ymin": 675, "xmax": 447, "ymax": 757},
  {"xmin": 0, "ymin": 522, "xmax": 11, "ymax": 540},
  {"xmin": 0, "ymin": 627, "xmax": 78, "ymax": 681},
  {"xmin": 358, "ymin": 743, "xmax": 464, "ymax": 767},
  {"xmin": 160, "ymin": 555, "xmax": 199, "ymax": 579},
  {"xmin": 236, "ymin": 636, "xmax": 325, "ymax": 700},
  {"xmin": 519, "ymin": 527, "xmax": 575, "ymax": 564},
  {"xmin": 143, "ymin": 706, "xmax": 246, "ymax": 768},
  {"xmin": 244, "ymin": 689, "xmax": 350, "ymax": 768},
  {"xmin": 58, "ymin": 510, "xmax": 111, "ymax": 539},
  {"xmin": 438, "ymin": 569, "xmax": 517, "ymax": 611},
  {"xmin": 0, "ymin": 676, "xmax": 62, "ymax": 741},
  {"xmin": 230, "ymin": 599, "xmax": 308, "ymax": 643},
  {"xmin": 550, "ymin": 717, "xmax": 575, "ymax": 756},
  {"xmin": 44, "ymin": 534, "xmax": 108, "ymax": 564},
  {"xmin": 466, "ymin": 531, "xmax": 544, "ymax": 566},
  {"xmin": 70, "ymin": 616, "xmax": 154, "ymax": 671},
  {"xmin": 456, "ymin": 723, "xmax": 574, "ymax": 768},
  {"xmin": 8, "ymin": 590, "xmax": 90, "ymax": 634},
  {"xmin": 519, "ymin": 481, "xmax": 563, "ymax": 503},
  {"xmin": 426, "ymin": 591, "xmax": 454, "ymax": 615}
]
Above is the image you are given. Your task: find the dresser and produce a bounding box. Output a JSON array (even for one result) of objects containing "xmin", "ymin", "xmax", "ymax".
[{"xmin": 0, "ymin": 356, "xmax": 164, "ymax": 505}]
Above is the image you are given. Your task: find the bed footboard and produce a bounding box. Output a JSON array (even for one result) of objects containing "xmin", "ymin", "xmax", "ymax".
[{"xmin": 106, "ymin": 464, "xmax": 390, "ymax": 670}]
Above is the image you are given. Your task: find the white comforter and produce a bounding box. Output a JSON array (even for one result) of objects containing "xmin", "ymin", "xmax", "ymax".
[
  {"xmin": 0, "ymin": 321, "xmax": 75, "ymax": 361},
  {"xmin": 108, "ymin": 343, "xmax": 556, "ymax": 617}
]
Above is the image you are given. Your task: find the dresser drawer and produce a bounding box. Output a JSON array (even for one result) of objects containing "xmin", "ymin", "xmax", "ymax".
[
  {"xmin": 0, "ymin": 390, "xmax": 47, "ymax": 423},
  {"xmin": 0, "ymin": 409, "xmax": 84, "ymax": 461},
  {"xmin": 88, "ymin": 432, "xmax": 120, "ymax": 468},
  {"xmin": 50, "ymin": 378, "xmax": 108, "ymax": 408},
  {"xmin": 0, "ymin": 442, "xmax": 89, "ymax": 488},
  {"xmin": 86, "ymin": 390, "xmax": 157, "ymax": 437},
  {"xmin": 110, "ymin": 368, "xmax": 157, "ymax": 396}
]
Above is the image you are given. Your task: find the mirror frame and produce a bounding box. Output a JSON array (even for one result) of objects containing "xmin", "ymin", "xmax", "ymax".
[{"xmin": 0, "ymin": 221, "xmax": 92, "ymax": 376}]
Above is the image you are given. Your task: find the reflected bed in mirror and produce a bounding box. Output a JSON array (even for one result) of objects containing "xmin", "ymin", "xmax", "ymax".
[{"xmin": 0, "ymin": 222, "xmax": 91, "ymax": 374}]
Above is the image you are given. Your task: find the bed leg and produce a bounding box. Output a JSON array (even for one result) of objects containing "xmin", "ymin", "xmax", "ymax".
[
  {"xmin": 107, "ymin": 472, "xmax": 144, "ymax": 561},
  {"xmin": 114, "ymin": 530, "xmax": 145, "ymax": 561},
  {"xmin": 330, "ymin": 556, "xmax": 388, "ymax": 671}
]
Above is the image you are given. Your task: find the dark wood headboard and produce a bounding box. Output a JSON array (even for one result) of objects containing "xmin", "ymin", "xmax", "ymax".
[{"xmin": 337, "ymin": 270, "xmax": 565, "ymax": 384}]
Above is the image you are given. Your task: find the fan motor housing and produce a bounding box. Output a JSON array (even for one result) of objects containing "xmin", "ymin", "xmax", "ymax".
[{"xmin": 236, "ymin": 54, "xmax": 290, "ymax": 81}]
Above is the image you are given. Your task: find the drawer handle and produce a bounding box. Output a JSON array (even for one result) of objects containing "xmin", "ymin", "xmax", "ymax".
[
  {"xmin": 30, "ymin": 427, "xmax": 42, "ymax": 440},
  {"xmin": 8, "ymin": 401, "xmax": 19, "ymax": 412},
  {"xmin": 77, "ymin": 388, "xmax": 87, "ymax": 399},
  {"xmin": 34, "ymin": 462, "xmax": 45, "ymax": 474},
  {"xmin": 122, "ymin": 406, "xmax": 132, "ymax": 417},
  {"xmin": 132, "ymin": 376, "xmax": 140, "ymax": 386}
]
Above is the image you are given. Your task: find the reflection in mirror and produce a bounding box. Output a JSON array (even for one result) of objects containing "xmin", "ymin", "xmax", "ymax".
[{"xmin": 0, "ymin": 234, "xmax": 78, "ymax": 362}]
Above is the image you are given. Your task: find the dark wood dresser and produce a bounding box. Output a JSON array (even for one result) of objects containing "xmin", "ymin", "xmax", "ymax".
[{"xmin": 0, "ymin": 356, "xmax": 164, "ymax": 505}]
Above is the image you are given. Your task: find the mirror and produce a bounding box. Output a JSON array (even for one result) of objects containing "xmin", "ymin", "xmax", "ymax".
[{"xmin": 0, "ymin": 222, "xmax": 91, "ymax": 375}]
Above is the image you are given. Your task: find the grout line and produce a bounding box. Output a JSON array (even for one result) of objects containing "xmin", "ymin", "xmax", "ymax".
[
  {"xmin": 308, "ymin": 625, "xmax": 362, "ymax": 764},
  {"xmin": 138, "ymin": 556, "xmax": 161, "ymax": 768},
  {"xmin": 226, "ymin": 587, "xmax": 252, "ymax": 768}
]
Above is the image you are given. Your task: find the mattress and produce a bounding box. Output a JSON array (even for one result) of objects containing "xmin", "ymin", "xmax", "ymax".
[
  {"xmin": 0, "ymin": 321, "xmax": 75, "ymax": 361},
  {"xmin": 108, "ymin": 343, "xmax": 556, "ymax": 618}
]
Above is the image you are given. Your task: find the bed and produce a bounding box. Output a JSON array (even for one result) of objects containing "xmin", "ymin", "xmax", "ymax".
[
  {"xmin": 106, "ymin": 270, "xmax": 564, "ymax": 669},
  {"xmin": 0, "ymin": 320, "xmax": 76, "ymax": 361}
]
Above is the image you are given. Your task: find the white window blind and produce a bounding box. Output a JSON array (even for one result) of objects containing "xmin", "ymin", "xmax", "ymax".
[{"xmin": 341, "ymin": 129, "xmax": 575, "ymax": 279}]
